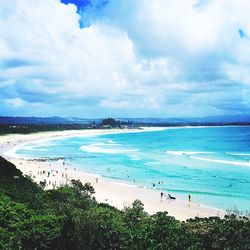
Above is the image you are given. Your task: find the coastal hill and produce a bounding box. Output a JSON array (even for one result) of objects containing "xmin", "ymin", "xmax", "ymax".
[
  {"xmin": 0, "ymin": 116, "xmax": 250, "ymax": 135},
  {"xmin": 1, "ymin": 115, "xmax": 250, "ymax": 135},
  {"xmin": 0, "ymin": 117, "xmax": 135, "ymax": 135},
  {"xmin": 1, "ymin": 115, "xmax": 250, "ymax": 126},
  {"xmin": 0, "ymin": 156, "xmax": 249, "ymax": 249}
]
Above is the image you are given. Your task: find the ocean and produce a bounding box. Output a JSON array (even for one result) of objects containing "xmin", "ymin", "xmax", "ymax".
[{"xmin": 15, "ymin": 126, "xmax": 250, "ymax": 211}]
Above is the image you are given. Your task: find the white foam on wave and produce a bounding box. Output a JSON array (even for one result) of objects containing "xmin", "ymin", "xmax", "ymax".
[
  {"xmin": 4, "ymin": 147, "xmax": 35, "ymax": 159},
  {"xmin": 4, "ymin": 142, "xmax": 30, "ymax": 159},
  {"xmin": 226, "ymin": 152, "xmax": 250, "ymax": 156},
  {"xmin": 107, "ymin": 140, "xmax": 118, "ymax": 144},
  {"xmin": 21, "ymin": 139, "xmax": 56, "ymax": 150},
  {"xmin": 3, "ymin": 147, "xmax": 19, "ymax": 158},
  {"xmin": 80, "ymin": 144, "xmax": 137, "ymax": 154},
  {"xmin": 91, "ymin": 142, "xmax": 121, "ymax": 146},
  {"xmin": 21, "ymin": 144, "xmax": 49, "ymax": 152},
  {"xmin": 190, "ymin": 156, "xmax": 250, "ymax": 167},
  {"xmin": 166, "ymin": 150, "xmax": 212, "ymax": 156},
  {"xmin": 4, "ymin": 139, "xmax": 54, "ymax": 159}
]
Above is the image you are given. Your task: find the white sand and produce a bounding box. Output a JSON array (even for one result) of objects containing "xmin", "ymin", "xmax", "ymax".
[{"xmin": 0, "ymin": 128, "xmax": 225, "ymax": 221}]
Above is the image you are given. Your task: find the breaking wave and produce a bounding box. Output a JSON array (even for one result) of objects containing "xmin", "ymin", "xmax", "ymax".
[
  {"xmin": 80, "ymin": 143, "xmax": 137, "ymax": 154},
  {"xmin": 190, "ymin": 156, "xmax": 250, "ymax": 167},
  {"xmin": 166, "ymin": 150, "xmax": 212, "ymax": 156}
]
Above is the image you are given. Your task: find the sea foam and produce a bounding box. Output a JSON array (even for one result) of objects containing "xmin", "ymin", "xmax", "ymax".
[
  {"xmin": 190, "ymin": 156, "xmax": 250, "ymax": 167},
  {"xmin": 79, "ymin": 144, "xmax": 137, "ymax": 154},
  {"xmin": 165, "ymin": 150, "xmax": 212, "ymax": 156},
  {"xmin": 226, "ymin": 152, "xmax": 250, "ymax": 156}
]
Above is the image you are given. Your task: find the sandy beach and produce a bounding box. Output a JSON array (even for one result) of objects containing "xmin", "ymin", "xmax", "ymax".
[{"xmin": 0, "ymin": 128, "xmax": 225, "ymax": 221}]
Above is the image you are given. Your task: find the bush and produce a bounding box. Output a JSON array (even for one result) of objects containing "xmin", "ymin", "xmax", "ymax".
[{"xmin": 1, "ymin": 157, "xmax": 250, "ymax": 249}]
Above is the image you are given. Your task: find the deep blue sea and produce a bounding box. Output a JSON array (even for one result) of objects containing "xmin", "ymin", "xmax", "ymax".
[{"xmin": 16, "ymin": 126, "xmax": 250, "ymax": 211}]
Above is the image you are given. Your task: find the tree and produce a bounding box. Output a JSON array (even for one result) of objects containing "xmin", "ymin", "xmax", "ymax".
[
  {"xmin": 124, "ymin": 199, "xmax": 147, "ymax": 226},
  {"xmin": 70, "ymin": 179, "xmax": 95, "ymax": 197},
  {"xmin": 18, "ymin": 214, "xmax": 63, "ymax": 250},
  {"xmin": 74, "ymin": 205, "xmax": 128, "ymax": 249},
  {"xmin": 101, "ymin": 118, "xmax": 121, "ymax": 127}
]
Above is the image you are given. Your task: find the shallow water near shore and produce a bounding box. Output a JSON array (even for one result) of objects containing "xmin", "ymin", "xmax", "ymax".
[{"xmin": 15, "ymin": 126, "xmax": 250, "ymax": 211}]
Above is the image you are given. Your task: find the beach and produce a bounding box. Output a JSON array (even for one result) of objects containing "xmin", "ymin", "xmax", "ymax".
[{"xmin": 0, "ymin": 128, "xmax": 225, "ymax": 221}]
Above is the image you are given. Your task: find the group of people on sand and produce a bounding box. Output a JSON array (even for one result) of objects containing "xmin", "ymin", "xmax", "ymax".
[
  {"xmin": 31, "ymin": 161, "xmax": 70, "ymax": 189},
  {"xmin": 37, "ymin": 169, "xmax": 59, "ymax": 177}
]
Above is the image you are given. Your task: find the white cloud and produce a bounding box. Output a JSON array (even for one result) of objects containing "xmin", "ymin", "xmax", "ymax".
[
  {"xmin": 0, "ymin": 0, "xmax": 178, "ymax": 116},
  {"xmin": 6, "ymin": 98, "xmax": 26, "ymax": 107},
  {"xmin": 1, "ymin": 0, "xmax": 250, "ymax": 117}
]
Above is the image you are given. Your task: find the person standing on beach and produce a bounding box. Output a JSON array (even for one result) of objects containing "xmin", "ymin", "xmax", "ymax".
[{"xmin": 188, "ymin": 194, "xmax": 191, "ymax": 204}]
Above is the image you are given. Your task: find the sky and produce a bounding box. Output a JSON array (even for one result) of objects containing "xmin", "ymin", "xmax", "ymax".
[{"xmin": 0, "ymin": 0, "xmax": 250, "ymax": 118}]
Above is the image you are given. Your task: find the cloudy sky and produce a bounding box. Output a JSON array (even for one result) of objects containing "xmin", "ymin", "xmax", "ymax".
[{"xmin": 0, "ymin": 0, "xmax": 250, "ymax": 118}]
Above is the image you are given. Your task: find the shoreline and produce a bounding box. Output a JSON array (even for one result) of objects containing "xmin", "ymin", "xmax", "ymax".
[{"xmin": 0, "ymin": 128, "xmax": 225, "ymax": 221}]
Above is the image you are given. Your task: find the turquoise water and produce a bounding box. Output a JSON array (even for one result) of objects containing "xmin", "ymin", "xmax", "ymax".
[{"xmin": 16, "ymin": 126, "xmax": 250, "ymax": 211}]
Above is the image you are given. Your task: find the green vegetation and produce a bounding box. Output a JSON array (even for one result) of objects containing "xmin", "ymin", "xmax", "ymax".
[
  {"xmin": 0, "ymin": 156, "xmax": 249, "ymax": 249},
  {"xmin": 101, "ymin": 118, "xmax": 133, "ymax": 128},
  {"xmin": 0, "ymin": 118, "xmax": 133, "ymax": 135},
  {"xmin": 101, "ymin": 118, "xmax": 121, "ymax": 127},
  {"xmin": 0, "ymin": 124, "xmax": 96, "ymax": 136}
]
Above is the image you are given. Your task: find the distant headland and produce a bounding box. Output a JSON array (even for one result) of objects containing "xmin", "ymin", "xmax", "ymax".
[{"xmin": 0, "ymin": 116, "xmax": 250, "ymax": 135}]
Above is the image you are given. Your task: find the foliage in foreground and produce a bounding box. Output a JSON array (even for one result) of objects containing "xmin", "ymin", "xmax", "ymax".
[{"xmin": 0, "ymin": 156, "xmax": 249, "ymax": 249}]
